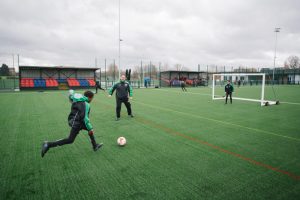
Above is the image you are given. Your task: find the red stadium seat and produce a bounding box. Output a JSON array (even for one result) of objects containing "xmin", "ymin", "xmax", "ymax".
[
  {"xmin": 87, "ymin": 79, "xmax": 96, "ymax": 86},
  {"xmin": 21, "ymin": 78, "xmax": 34, "ymax": 87},
  {"xmin": 45, "ymin": 79, "xmax": 58, "ymax": 87},
  {"xmin": 67, "ymin": 78, "xmax": 80, "ymax": 87}
]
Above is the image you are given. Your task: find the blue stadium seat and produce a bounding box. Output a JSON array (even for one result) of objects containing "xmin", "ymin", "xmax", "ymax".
[
  {"xmin": 57, "ymin": 79, "xmax": 67, "ymax": 83},
  {"xmin": 78, "ymin": 79, "xmax": 89, "ymax": 87},
  {"xmin": 34, "ymin": 79, "xmax": 46, "ymax": 87}
]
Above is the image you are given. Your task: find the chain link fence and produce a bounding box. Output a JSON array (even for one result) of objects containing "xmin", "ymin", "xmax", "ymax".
[{"xmin": 0, "ymin": 76, "xmax": 19, "ymax": 91}]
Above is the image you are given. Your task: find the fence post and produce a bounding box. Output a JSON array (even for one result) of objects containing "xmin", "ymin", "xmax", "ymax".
[
  {"xmin": 159, "ymin": 62, "xmax": 161, "ymax": 88},
  {"xmin": 113, "ymin": 59, "xmax": 116, "ymax": 82},
  {"xmin": 105, "ymin": 58, "xmax": 107, "ymax": 89},
  {"xmin": 140, "ymin": 60, "xmax": 143, "ymax": 87}
]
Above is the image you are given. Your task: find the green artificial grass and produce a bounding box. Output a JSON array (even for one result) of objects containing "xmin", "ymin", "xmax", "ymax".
[{"xmin": 0, "ymin": 86, "xmax": 299, "ymax": 199}]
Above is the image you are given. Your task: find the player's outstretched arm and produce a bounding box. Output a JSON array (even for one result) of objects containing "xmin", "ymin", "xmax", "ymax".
[
  {"xmin": 84, "ymin": 102, "xmax": 93, "ymax": 131},
  {"xmin": 108, "ymin": 83, "xmax": 118, "ymax": 97}
]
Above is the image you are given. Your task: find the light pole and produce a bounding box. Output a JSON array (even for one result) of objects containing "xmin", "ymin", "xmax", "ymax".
[
  {"xmin": 118, "ymin": 0, "xmax": 122, "ymax": 80},
  {"xmin": 273, "ymin": 27, "xmax": 281, "ymax": 83},
  {"xmin": 12, "ymin": 54, "xmax": 14, "ymax": 69}
]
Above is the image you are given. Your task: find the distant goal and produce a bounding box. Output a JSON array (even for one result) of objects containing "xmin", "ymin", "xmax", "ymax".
[{"xmin": 212, "ymin": 73, "xmax": 279, "ymax": 106}]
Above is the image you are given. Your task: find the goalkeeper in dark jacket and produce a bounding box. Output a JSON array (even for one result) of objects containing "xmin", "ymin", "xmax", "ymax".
[
  {"xmin": 108, "ymin": 75, "xmax": 133, "ymax": 121},
  {"xmin": 41, "ymin": 90, "xmax": 102, "ymax": 158},
  {"xmin": 95, "ymin": 80, "xmax": 105, "ymax": 94},
  {"xmin": 225, "ymin": 80, "xmax": 234, "ymax": 104}
]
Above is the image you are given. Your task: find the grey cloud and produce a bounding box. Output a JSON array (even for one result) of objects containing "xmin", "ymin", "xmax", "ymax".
[{"xmin": 0, "ymin": 0, "xmax": 299, "ymax": 70}]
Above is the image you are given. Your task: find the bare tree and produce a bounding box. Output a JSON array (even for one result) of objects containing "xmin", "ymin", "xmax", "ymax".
[
  {"xmin": 150, "ymin": 64, "xmax": 158, "ymax": 79},
  {"xmin": 160, "ymin": 63, "xmax": 170, "ymax": 71},
  {"xmin": 284, "ymin": 55, "xmax": 300, "ymax": 69},
  {"xmin": 131, "ymin": 65, "xmax": 141, "ymax": 80},
  {"xmin": 181, "ymin": 65, "xmax": 189, "ymax": 71},
  {"xmin": 284, "ymin": 55, "xmax": 300, "ymax": 84},
  {"xmin": 174, "ymin": 64, "xmax": 183, "ymax": 71},
  {"xmin": 208, "ymin": 65, "xmax": 217, "ymax": 73},
  {"xmin": 106, "ymin": 63, "xmax": 119, "ymax": 81}
]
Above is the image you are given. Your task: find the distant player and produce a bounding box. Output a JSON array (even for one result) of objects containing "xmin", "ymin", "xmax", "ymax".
[
  {"xmin": 108, "ymin": 75, "xmax": 133, "ymax": 121},
  {"xmin": 181, "ymin": 80, "xmax": 187, "ymax": 92},
  {"xmin": 41, "ymin": 90, "xmax": 103, "ymax": 158},
  {"xmin": 95, "ymin": 80, "xmax": 105, "ymax": 94},
  {"xmin": 225, "ymin": 80, "xmax": 234, "ymax": 104}
]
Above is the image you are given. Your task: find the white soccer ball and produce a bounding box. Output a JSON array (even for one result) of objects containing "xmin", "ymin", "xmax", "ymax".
[
  {"xmin": 69, "ymin": 89, "xmax": 75, "ymax": 95},
  {"xmin": 117, "ymin": 137, "xmax": 126, "ymax": 146}
]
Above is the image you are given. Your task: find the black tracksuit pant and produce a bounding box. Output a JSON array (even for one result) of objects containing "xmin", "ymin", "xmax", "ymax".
[
  {"xmin": 95, "ymin": 85, "xmax": 105, "ymax": 94},
  {"xmin": 116, "ymin": 97, "xmax": 132, "ymax": 118},
  {"xmin": 225, "ymin": 92, "xmax": 232, "ymax": 104},
  {"xmin": 47, "ymin": 125, "xmax": 97, "ymax": 149}
]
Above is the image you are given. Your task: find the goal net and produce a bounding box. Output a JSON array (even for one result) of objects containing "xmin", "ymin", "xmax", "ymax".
[{"xmin": 212, "ymin": 73, "xmax": 279, "ymax": 106}]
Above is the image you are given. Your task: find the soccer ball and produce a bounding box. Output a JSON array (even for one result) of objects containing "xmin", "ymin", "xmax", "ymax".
[
  {"xmin": 117, "ymin": 137, "xmax": 126, "ymax": 147},
  {"xmin": 69, "ymin": 89, "xmax": 74, "ymax": 95}
]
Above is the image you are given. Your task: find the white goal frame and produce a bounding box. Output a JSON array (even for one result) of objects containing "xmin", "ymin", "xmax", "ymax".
[{"xmin": 212, "ymin": 73, "xmax": 277, "ymax": 106}]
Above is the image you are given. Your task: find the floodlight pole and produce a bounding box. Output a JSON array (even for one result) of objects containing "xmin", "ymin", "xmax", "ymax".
[
  {"xmin": 95, "ymin": 57, "xmax": 97, "ymax": 81},
  {"xmin": 105, "ymin": 58, "xmax": 107, "ymax": 89},
  {"xmin": 12, "ymin": 54, "xmax": 14, "ymax": 69},
  {"xmin": 273, "ymin": 27, "xmax": 281, "ymax": 83},
  {"xmin": 118, "ymin": 0, "xmax": 121, "ymax": 80},
  {"xmin": 141, "ymin": 60, "xmax": 143, "ymax": 86},
  {"xmin": 17, "ymin": 54, "xmax": 19, "ymax": 69}
]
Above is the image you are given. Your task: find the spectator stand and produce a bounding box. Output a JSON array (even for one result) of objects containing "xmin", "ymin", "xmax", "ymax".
[
  {"xmin": 19, "ymin": 66, "xmax": 98, "ymax": 90},
  {"xmin": 160, "ymin": 71, "xmax": 208, "ymax": 87}
]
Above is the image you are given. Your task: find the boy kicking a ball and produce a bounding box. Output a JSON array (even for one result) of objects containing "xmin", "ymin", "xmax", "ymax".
[{"xmin": 41, "ymin": 90, "xmax": 103, "ymax": 158}]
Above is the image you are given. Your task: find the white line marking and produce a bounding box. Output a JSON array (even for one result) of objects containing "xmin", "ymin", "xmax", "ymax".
[
  {"xmin": 154, "ymin": 89, "xmax": 300, "ymax": 105},
  {"xmin": 135, "ymin": 101, "xmax": 300, "ymax": 142}
]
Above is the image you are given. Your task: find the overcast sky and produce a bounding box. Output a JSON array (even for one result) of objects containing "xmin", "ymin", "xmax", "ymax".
[{"xmin": 0, "ymin": 0, "xmax": 300, "ymax": 71}]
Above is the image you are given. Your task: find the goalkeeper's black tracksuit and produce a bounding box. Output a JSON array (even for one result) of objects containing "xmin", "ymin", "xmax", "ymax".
[
  {"xmin": 47, "ymin": 94, "xmax": 98, "ymax": 149},
  {"xmin": 225, "ymin": 83, "xmax": 234, "ymax": 104},
  {"xmin": 95, "ymin": 81, "xmax": 105, "ymax": 94},
  {"xmin": 181, "ymin": 81, "xmax": 187, "ymax": 92},
  {"xmin": 109, "ymin": 81, "xmax": 133, "ymax": 118}
]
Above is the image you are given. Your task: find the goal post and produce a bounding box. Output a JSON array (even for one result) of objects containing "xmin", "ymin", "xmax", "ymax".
[{"xmin": 212, "ymin": 73, "xmax": 278, "ymax": 106}]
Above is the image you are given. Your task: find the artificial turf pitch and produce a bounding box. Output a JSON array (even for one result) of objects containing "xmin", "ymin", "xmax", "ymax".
[{"xmin": 0, "ymin": 86, "xmax": 299, "ymax": 199}]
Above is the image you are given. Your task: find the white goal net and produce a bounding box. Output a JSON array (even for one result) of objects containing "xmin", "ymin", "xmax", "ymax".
[{"xmin": 212, "ymin": 73, "xmax": 279, "ymax": 106}]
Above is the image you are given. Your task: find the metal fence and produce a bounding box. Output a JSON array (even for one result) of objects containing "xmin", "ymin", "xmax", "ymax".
[
  {"xmin": 0, "ymin": 77, "xmax": 19, "ymax": 91},
  {"xmin": 103, "ymin": 80, "xmax": 157, "ymax": 89}
]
